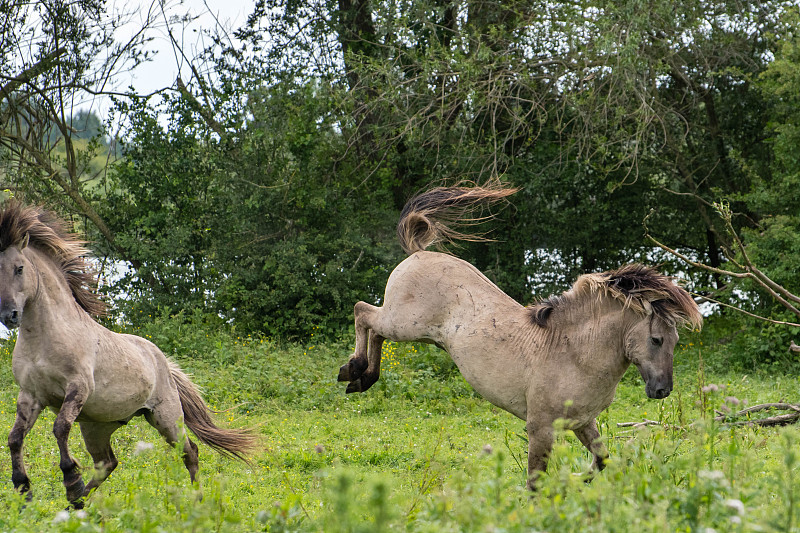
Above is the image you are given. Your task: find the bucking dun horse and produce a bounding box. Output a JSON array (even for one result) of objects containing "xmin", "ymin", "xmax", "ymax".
[{"xmin": 338, "ymin": 184, "xmax": 703, "ymax": 489}]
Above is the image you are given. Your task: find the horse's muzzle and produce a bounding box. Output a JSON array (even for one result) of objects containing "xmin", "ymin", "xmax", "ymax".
[
  {"xmin": 0, "ymin": 308, "xmax": 20, "ymax": 329},
  {"xmin": 645, "ymin": 384, "xmax": 672, "ymax": 399}
]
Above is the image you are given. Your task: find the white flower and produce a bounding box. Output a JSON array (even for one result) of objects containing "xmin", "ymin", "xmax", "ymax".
[
  {"xmin": 725, "ymin": 498, "xmax": 745, "ymax": 515},
  {"xmin": 53, "ymin": 510, "xmax": 70, "ymax": 524},
  {"xmin": 134, "ymin": 441, "xmax": 155, "ymax": 455}
]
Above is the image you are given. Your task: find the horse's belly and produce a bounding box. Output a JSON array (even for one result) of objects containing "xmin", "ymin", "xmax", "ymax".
[
  {"xmin": 79, "ymin": 385, "xmax": 154, "ymax": 422},
  {"xmin": 450, "ymin": 353, "xmax": 528, "ymax": 420},
  {"xmin": 80, "ymin": 364, "xmax": 156, "ymax": 422}
]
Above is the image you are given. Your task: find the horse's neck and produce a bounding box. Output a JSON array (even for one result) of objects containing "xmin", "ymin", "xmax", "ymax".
[
  {"xmin": 22, "ymin": 249, "xmax": 86, "ymax": 333},
  {"xmin": 539, "ymin": 296, "xmax": 631, "ymax": 374}
]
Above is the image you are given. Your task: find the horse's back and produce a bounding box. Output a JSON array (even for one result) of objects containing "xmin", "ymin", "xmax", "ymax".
[{"xmin": 383, "ymin": 251, "xmax": 522, "ymax": 332}]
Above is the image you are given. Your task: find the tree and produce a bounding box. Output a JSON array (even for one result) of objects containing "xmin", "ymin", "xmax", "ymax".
[{"xmin": 0, "ymin": 0, "xmax": 162, "ymax": 263}]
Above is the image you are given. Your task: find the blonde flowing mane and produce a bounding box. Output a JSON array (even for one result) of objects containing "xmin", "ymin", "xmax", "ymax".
[
  {"xmin": 0, "ymin": 200, "xmax": 106, "ymax": 316},
  {"xmin": 529, "ymin": 264, "xmax": 702, "ymax": 330}
]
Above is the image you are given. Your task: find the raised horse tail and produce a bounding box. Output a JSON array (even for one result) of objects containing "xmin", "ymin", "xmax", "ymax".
[
  {"xmin": 169, "ymin": 361, "xmax": 257, "ymax": 462},
  {"xmin": 396, "ymin": 182, "xmax": 518, "ymax": 255}
]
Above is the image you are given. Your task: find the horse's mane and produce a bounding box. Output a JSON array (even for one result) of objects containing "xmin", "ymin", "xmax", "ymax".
[
  {"xmin": 0, "ymin": 200, "xmax": 106, "ymax": 316},
  {"xmin": 528, "ymin": 264, "xmax": 702, "ymax": 330}
]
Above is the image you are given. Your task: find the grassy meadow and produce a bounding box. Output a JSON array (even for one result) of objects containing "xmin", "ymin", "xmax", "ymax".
[{"xmin": 0, "ymin": 313, "xmax": 798, "ymax": 532}]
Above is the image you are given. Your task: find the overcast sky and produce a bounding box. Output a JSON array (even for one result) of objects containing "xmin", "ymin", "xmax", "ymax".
[{"xmin": 121, "ymin": 0, "xmax": 254, "ymax": 92}]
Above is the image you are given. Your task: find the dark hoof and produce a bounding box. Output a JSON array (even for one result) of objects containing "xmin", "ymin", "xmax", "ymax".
[
  {"xmin": 345, "ymin": 379, "xmax": 363, "ymax": 394},
  {"xmin": 66, "ymin": 496, "xmax": 86, "ymax": 511},
  {"xmin": 345, "ymin": 373, "xmax": 379, "ymax": 394},
  {"xmin": 65, "ymin": 479, "xmax": 86, "ymax": 508},
  {"xmin": 338, "ymin": 358, "xmax": 367, "ymax": 382}
]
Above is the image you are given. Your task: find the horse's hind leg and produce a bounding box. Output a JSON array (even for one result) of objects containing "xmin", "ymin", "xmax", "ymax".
[
  {"xmin": 79, "ymin": 421, "xmax": 122, "ymax": 497},
  {"xmin": 346, "ymin": 331, "xmax": 385, "ymax": 394},
  {"xmin": 145, "ymin": 403, "xmax": 199, "ymax": 483},
  {"xmin": 8, "ymin": 390, "xmax": 43, "ymax": 501},
  {"xmin": 574, "ymin": 420, "xmax": 608, "ymax": 475},
  {"xmin": 53, "ymin": 385, "xmax": 90, "ymax": 508},
  {"xmin": 338, "ymin": 301, "xmax": 386, "ymax": 393}
]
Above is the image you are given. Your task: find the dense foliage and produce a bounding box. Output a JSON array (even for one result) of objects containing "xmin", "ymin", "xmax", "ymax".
[{"xmin": 3, "ymin": 0, "xmax": 800, "ymax": 345}]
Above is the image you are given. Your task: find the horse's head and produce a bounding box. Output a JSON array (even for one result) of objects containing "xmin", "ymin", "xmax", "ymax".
[
  {"xmin": 0, "ymin": 233, "xmax": 35, "ymax": 329},
  {"xmin": 625, "ymin": 308, "xmax": 679, "ymax": 400}
]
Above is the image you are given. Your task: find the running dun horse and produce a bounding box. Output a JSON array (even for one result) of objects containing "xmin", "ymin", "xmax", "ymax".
[
  {"xmin": 338, "ymin": 185, "xmax": 702, "ymax": 489},
  {"xmin": 0, "ymin": 201, "xmax": 256, "ymax": 508}
]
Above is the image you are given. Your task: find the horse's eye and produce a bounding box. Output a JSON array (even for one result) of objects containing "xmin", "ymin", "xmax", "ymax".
[
  {"xmin": 14, "ymin": 265, "xmax": 23, "ymax": 275},
  {"xmin": 651, "ymin": 336, "xmax": 663, "ymax": 347}
]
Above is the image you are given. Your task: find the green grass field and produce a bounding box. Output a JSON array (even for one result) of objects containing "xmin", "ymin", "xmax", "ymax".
[{"xmin": 0, "ymin": 315, "xmax": 798, "ymax": 532}]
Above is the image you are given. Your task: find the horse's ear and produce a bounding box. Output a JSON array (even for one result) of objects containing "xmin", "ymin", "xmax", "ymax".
[
  {"xmin": 641, "ymin": 299, "xmax": 653, "ymax": 316},
  {"xmin": 17, "ymin": 232, "xmax": 29, "ymax": 251}
]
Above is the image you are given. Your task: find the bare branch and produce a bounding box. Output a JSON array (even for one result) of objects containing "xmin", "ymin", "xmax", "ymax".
[
  {"xmin": 618, "ymin": 403, "xmax": 800, "ymax": 429},
  {"xmin": 0, "ymin": 47, "xmax": 67, "ymax": 104},
  {"xmin": 687, "ymin": 291, "xmax": 800, "ymax": 328},
  {"xmin": 644, "ymin": 208, "xmax": 800, "ymax": 321}
]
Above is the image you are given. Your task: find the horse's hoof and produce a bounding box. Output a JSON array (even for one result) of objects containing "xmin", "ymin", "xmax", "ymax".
[
  {"xmin": 68, "ymin": 498, "xmax": 85, "ymax": 510},
  {"xmin": 338, "ymin": 358, "xmax": 367, "ymax": 382},
  {"xmin": 337, "ymin": 363, "xmax": 352, "ymax": 382},
  {"xmin": 345, "ymin": 379, "xmax": 363, "ymax": 394},
  {"xmin": 65, "ymin": 479, "xmax": 86, "ymax": 507}
]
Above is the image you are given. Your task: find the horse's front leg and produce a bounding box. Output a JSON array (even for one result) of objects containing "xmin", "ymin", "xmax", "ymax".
[
  {"xmin": 53, "ymin": 385, "xmax": 90, "ymax": 508},
  {"xmin": 525, "ymin": 419, "xmax": 554, "ymax": 491},
  {"xmin": 573, "ymin": 420, "xmax": 608, "ymax": 478},
  {"xmin": 8, "ymin": 390, "xmax": 44, "ymax": 501}
]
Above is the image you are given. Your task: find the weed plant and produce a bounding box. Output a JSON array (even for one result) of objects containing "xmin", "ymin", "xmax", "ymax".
[{"xmin": 0, "ymin": 313, "xmax": 799, "ymax": 531}]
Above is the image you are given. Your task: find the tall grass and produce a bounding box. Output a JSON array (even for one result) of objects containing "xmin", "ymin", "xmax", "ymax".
[{"xmin": 0, "ymin": 314, "xmax": 798, "ymax": 531}]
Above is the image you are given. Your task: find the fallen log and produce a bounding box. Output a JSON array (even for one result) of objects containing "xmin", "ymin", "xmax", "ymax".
[{"xmin": 617, "ymin": 403, "xmax": 800, "ymax": 429}]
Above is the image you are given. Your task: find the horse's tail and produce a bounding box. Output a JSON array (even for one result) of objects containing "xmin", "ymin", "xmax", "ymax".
[
  {"xmin": 169, "ymin": 360, "xmax": 257, "ymax": 462},
  {"xmin": 397, "ymin": 181, "xmax": 518, "ymax": 254}
]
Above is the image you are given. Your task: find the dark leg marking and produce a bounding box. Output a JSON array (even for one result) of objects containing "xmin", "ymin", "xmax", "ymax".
[
  {"xmin": 53, "ymin": 386, "xmax": 89, "ymax": 508},
  {"xmin": 9, "ymin": 391, "xmax": 43, "ymax": 501}
]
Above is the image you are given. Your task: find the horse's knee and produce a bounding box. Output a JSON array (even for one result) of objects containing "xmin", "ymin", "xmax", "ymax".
[
  {"xmin": 97, "ymin": 456, "xmax": 119, "ymax": 478},
  {"xmin": 8, "ymin": 432, "xmax": 23, "ymax": 454},
  {"xmin": 53, "ymin": 418, "xmax": 73, "ymax": 442}
]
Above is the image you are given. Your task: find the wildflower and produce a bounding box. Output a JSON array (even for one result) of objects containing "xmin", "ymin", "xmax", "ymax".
[
  {"xmin": 134, "ymin": 441, "xmax": 155, "ymax": 455},
  {"xmin": 725, "ymin": 498, "xmax": 745, "ymax": 515},
  {"xmin": 53, "ymin": 511, "xmax": 70, "ymax": 524}
]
